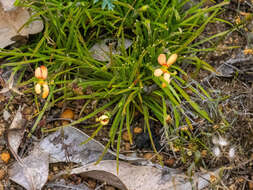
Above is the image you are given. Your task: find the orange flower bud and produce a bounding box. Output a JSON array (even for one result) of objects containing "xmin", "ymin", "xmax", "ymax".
[
  {"xmin": 157, "ymin": 54, "xmax": 167, "ymax": 66},
  {"xmin": 154, "ymin": 68, "xmax": 163, "ymax": 77},
  {"xmin": 162, "ymin": 82, "xmax": 166, "ymax": 88},
  {"xmin": 35, "ymin": 65, "xmax": 48, "ymax": 80},
  {"xmin": 42, "ymin": 82, "xmax": 49, "ymax": 99},
  {"xmin": 166, "ymin": 54, "xmax": 178, "ymax": 68},
  {"xmin": 35, "ymin": 83, "xmax": 41, "ymax": 94}
]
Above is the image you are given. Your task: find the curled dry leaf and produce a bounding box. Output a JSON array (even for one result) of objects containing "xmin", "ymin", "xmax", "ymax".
[
  {"xmin": 0, "ymin": 1, "xmax": 43, "ymax": 48},
  {"xmin": 70, "ymin": 160, "xmax": 219, "ymax": 190}
]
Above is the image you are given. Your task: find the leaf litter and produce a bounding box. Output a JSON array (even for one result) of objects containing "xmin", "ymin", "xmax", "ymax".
[{"xmin": 8, "ymin": 120, "xmax": 219, "ymax": 189}]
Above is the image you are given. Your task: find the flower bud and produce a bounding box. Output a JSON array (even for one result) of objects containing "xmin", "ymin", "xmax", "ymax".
[
  {"xmin": 162, "ymin": 82, "xmax": 166, "ymax": 88},
  {"xmin": 35, "ymin": 65, "xmax": 48, "ymax": 80},
  {"xmin": 166, "ymin": 54, "xmax": 178, "ymax": 68},
  {"xmin": 98, "ymin": 115, "xmax": 109, "ymax": 125},
  {"xmin": 42, "ymin": 82, "xmax": 49, "ymax": 99},
  {"xmin": 35, "ymin": 83, "xmax": 41, "ymax": 94},
  {"xmin": 157, "ymin": 54, "xmax": 167, "ymax": 66},
  {"xmin": 154, "ymin": 68, "xmax": 163, "ymax": 77}
]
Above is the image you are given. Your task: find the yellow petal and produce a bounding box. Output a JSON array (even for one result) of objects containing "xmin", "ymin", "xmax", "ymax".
[
  {"xmin": 35, "ymin": 65, "xmax": 48, "ymax": 80},
  {"xmin": 163, "ymin": 72, "xmax": 171, "ymax": 82},
  {"xmin": 35, "ymin": 83, "xmax": 41, "ymax": 94},
  {"xmin": 166, "ymin": 54, "xmax": 178, "ymax": 68},
  {"xmin": 157, "ymin": 54, "xmax": 167, "ymax": 66},
  {"xmin": 42, "ymin": 82, "xmax": 49, "ymax": 98}
]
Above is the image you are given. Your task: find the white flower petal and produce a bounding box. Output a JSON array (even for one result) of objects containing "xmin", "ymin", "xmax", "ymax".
[
  {"xmin": 218, "ymin": 137, "xmax": 228, "ymax": 147},
  {"xmin": 228, "ymin": 147, "xmax": 235, "ymax": 158},
  {"xmin": 213, "ymin": 146, "xmax": 221, "ymax": 157}
]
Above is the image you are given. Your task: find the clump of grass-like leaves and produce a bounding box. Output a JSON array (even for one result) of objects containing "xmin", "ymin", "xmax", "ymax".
[{"xmin": 0, "ymin": 0, "xmax": 230, "ymax": 163}]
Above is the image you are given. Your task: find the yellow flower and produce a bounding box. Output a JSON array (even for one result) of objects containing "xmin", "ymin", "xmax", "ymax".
[
  {"xmin": 42, "ymin": 82, "xmax": 49, "ymax": 99},
  {"xmin": 97, "ymin": 115, "xmax": 109, "ymax": 125},
  {"xmin": 35, "ymin": 65, "xmax": 48, "ymax": 80},
  {"xmin": 34, "ymin": 81, "xmax": 49, "ymax": 99}
]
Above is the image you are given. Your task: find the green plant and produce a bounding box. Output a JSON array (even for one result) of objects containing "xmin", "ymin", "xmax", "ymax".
[{"xmin": 0, "ymin": 0, "xmax": 230, "ymax": 164}]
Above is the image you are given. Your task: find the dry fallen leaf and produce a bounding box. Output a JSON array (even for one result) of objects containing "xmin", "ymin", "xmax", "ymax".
[
  {"xmin": 8, "ymin": 106, "xmax": 26, "ymax": 154},
  {"xmin": 0, "ymin": 0, "xmax": 16, "ymax": 11},
  {"xmin": 9, "ymin": 148, "xmax": 49, "ymax": 190},
  {"xmin": 70, "ymin": 160, "xmax": 219, "ymax": 190},
  {"xmin": 0, "ymin": 1, "xmax": 43, "ymax": 48},
  {"xmin": 7, "ymin": 106, "xmax": 49, "ymax": 190},
  {"xmin": 39, "ymin": 127, "xmax": 143, "ymax": 165},
  {"xmin": 90, "ymin": 38, "xmax": 132, "ymax": 62},
  {"xmin": 39, "ymin": 126, "xmax": 115, "ymax": 164}
]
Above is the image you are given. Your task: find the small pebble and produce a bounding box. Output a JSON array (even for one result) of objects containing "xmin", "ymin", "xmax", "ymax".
[
  {"xmin": 0, "ymin": 182, "xmax": 3, "ymax": 190},
  {"xmin": 0, "ymin": 94, "xmax": 5, "ymax": 102},
  {"xmin": 23, "ymin": 106, "xmax": 33, "ymax": 115},
  {"xmin": 249, "ymin": 176, "xmax": 253, "ymax": 190},
  {"xmin": 133, "ymin": 127, "xmax": 143, "ymax": 134},
  {"xmin": 0, "ymin": 152, "xmax": 10, "ymax": 163},
  {"xmin": 23, "ymin": 107, "xmax": 34, "ymax": 120},
  {"xmin": 0, "ymin": 169, "xmax": 5, "ymax": 180},
  {"xmin": 60, "ymin": 109, "xmax": 74, "ymax": 120},
  {"xmin": 87, "ymin": 179, "xmax": 96, "ymax": 189},
  {"xmin": 164, "ymin": 158, "xmax": 175, "ymax": 167},
  {"xmin": 201, "ymin": 150, "xmax": 207, "ymax": 157},
  {"xmin": 3, "ymin": 110, "xmax": 11, "ymax": 121},
  {"xmin": 125, "ymin": 143, "xmax": 131, "ymax": 151},
  {"xmin": 122, "ymin": 131, "xmax": 131, "ymax": 142},
  {"xmin": 143, "ymin": 153, "xmax": 153, "ymax": 160},
  {"xmin": 0, "ymin": 124, "xmax": 5, "ymax": 136},
  {"xmin": 52, "ymin": 166, "xmax": 58, "ymax": 172},
  {"xmin": 60, "ymin": 109, "xmax": 74, "ymax": 125}
]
